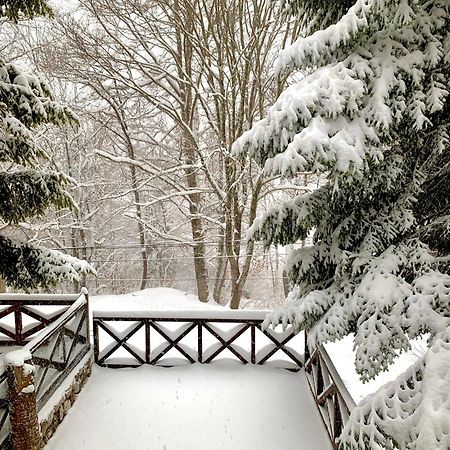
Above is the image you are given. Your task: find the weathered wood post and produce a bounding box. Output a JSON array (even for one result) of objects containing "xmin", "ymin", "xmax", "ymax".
[
  {"xmin": 5, "ymin": 350, "xmax": 43, "ymax": 450},
  {"xmin": 304, "ymin": 331, "xmax": 310, "ymax": 363},
  {"xmin": 81, "ymin": 287, "xmax": 90, "ymax": 343}
]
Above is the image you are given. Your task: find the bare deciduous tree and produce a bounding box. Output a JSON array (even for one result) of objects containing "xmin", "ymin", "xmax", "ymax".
[{"xmin": 10, "ymin": 0, "xmax": 302, "ymax": 305}]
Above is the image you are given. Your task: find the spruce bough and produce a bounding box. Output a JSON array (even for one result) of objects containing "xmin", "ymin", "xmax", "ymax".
[
  {"xmin": 0, "ymin": 1, "xmax": 94, "ymax": 290},
  {"xmin": 233, "ymin": 0, "xmax": 450, "ymax": 448}
]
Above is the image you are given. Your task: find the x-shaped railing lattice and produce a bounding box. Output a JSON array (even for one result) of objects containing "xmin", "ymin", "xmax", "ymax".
[
  {"xmin": 304, "ymin": 341, "xmax": 356, "ymax": 450},
  {"xmin": 0, "ymin": 296, "xmax": 76, "ymax": 346},
  {"xmin": 30, "ymin": 306, "xmax": 90, "ymax": 409},
  {"xmin": 96, "ymin": 321, "xmax": 146, "ymax": 365},
  {"xmin": 93, "ymin": 316, "xmax": 303, "ymax": 370},
  {"xmin": 151, "ymin": 322, "xmax": 197, "ymax": 364}
]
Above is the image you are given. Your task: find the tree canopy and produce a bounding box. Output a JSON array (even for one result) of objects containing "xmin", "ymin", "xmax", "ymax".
[
  {"xmin": 0, "ymin": 0, "xmax": 52, "ymax": 22},
  {"xmin": 233, "ymin": 0, "xmax": 450, "ymax": 448},
  {"xmin": 0, "ymin": 0, "xmax": 94, "ymax": 290}
]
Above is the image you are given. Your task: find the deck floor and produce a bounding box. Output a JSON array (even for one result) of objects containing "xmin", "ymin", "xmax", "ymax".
[{"xmin": 45, "ymin": 364, "xmax": 332, "ymax": 450}]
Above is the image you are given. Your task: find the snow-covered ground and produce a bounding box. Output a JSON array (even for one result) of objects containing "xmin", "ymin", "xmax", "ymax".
[
  {"xmin": 45, "ymin": 364, "xmax": 332, "ymax": 450},
  {"xmin": 43, "ymin": 288, "xmax": 332, "ymax": 449},
  {"xmin": 0, "ymin": 287, "xmax": 426, "ymax": 448},
  {"xmin": 90, "ymin": 288, "xmax": 423, "ymax": 404},
  {"xmin": 91, "ymin": 287, "xmax": 226, "ymax": 313}
]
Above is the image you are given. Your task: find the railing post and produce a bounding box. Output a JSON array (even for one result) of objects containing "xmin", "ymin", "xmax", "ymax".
[
  {"xmin": 304, "ymin": 331, "xmax": 310, "ymax": 362},
  {"xmin": 251, "ymin": 323, "xmax": 256, "ymax": 364},
  {"xmin": 93, "ymin": 319, "xmax": 100, "ymax": 365},
  {"xmin": 5, "ymin": 350, "xmax": 43, "ymax": 450},
  {"xmin": 145, "ymin": 319, "xmax": 151, "ymax": 364},
  {"xmin": 333, "ymin": 392, "xmax": 343, "ymax": 447},
  {"xmin": 81, "ymin": 287, "xmax": 90, "ymax": 344},
  {"xmin": 14, "ymin": 302, "xmax": 22, "ymax": 345},
  {"xmin": 198, "ymin": 320, "xmax": 203, "ymax": 363}
]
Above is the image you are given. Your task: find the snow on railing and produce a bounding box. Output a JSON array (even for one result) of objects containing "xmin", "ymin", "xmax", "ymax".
[
  {"xmin": 24, "ymin": 295, "xmax": 90, "ymax": 411},
  {"xmin": 0, "ymin": 293, "xmax": 82, "ymax": 346},
  {"xmin": 305, "ymin": 337, "xmax": 356, "ymax": 450},
  {"xmin": 0, "ymin": 292, "xmax": 91, "ymax": 447},
  {"xmin": 0, "ymin": 369, "xmax": 8, "ymax": 446},
  {"xmin": 93, "ymin": 311, "xmax": 304, "ymax": 369},
  {"xmin": 94, "ymin": 310, "xmax": 357, "ymax": 448}
]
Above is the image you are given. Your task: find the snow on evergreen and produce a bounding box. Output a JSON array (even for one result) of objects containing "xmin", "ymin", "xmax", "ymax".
[
  {"xmin": 0, "ymin": 1, "xmax": 95, "ymax": 290},
  {"xmin": 0, "ymin": 0, "xmax": 52, "ymax": 22},
  {"xmin": 233, "ymin": 0, "xmax": 450, "ymax": 448}
]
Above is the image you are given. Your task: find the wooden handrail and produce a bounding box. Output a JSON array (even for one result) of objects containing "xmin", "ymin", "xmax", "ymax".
[
  {"xmin": 0, "ymin": 292, "xmax": 91, "ymax": 446},
  {"xmin": 24, "ymin": 296, "xmax": 90, "ymax": 410},
  {"xmin": 304, "ymin": 334, "xmax": 356, "ymax": 449},
  {"xmin": 0, "ymin": 293, "xmax": 86, "ymax": 346},
  {"xmin": 93, "ymin": 315, "xmax": 304, "ymax": 370}
]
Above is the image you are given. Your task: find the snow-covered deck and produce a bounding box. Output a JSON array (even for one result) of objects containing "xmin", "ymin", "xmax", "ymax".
[
  {"xmin": 45, "ymin": 364, "xmax": 332, "ymax": 450},
  {"xmin": 0, "ymin": 288, "xmax": 423, "ymax": 449}
]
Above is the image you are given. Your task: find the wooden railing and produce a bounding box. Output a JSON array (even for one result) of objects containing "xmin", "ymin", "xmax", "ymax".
[
  {"xmin": 0, "ymin": 370, "xmax": 8, "ymax": 449},
  {"xmin": 305, "ymin": 336, "xmax": 356, "ymax": 449},
  {"xmin": 0, "ymin": 292, "xmax": 91, "ymax": 447},
  {"xmin": 0, "ymin": 293, "xmax": 84, "ymax": 346},
  {"xmin": 93, "ymin": 311, "xmax": 303, "ymax": 370},
  {"xmin": 2, "ymin": 297, "xmax": 357, "ymax": 449},
  {"xmin": 27, "ymin": 297, "xmax": 90, "ymax": 410},
  {"xmin": 93, "ymin": 311, "xmax": 357, "ymax": 448}
]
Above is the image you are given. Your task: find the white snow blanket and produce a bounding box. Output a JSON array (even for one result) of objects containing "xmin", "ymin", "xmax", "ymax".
[{"xmin": 45, "ymin": 365, "xmax": 332, "ymax": 450}]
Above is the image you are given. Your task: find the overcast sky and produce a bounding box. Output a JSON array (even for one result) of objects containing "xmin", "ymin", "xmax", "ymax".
[{"xmin": 48, "ymin": 0, "xmax": 79, "ymax": 13}]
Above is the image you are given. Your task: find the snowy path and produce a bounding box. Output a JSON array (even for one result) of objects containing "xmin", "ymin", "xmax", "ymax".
[{"xmin": 45, "ymin": 364, "xmax": 332, "ymax": 450}]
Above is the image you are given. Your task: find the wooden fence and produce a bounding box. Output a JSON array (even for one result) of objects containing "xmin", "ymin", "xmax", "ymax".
[
  {"xmin": 0, "ymin": 294, "xmax": 85, "ymax": 347},
  {"xmin": 94, "ymin": 310, "xmax": 356, "ymax": 449},
  {"xmin": 0, "ymin": 371, "xmax": 8, "ymax": 449},
  {"xmin": 93, "ymin": 311, "xmax": 303, "ymax": 369},
  {"xmin": 305, "ymin": 337, "xmax": 356, "ymax": 449},
  {"xmin": 0, "ymin": 293, "xmax": 91, "ymax": 449},
  {"xmin": 0, "ymin": 296, "xmax": 356, "ymax": 450}
]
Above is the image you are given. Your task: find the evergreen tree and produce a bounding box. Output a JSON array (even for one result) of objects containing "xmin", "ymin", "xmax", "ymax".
[
  {"xmin": 0, "ymin": 0, "xmax": 94, "ymax": 290},
  {"xmin": 233, "ymin": 0, "xmax": 450, "ymax": 448}
]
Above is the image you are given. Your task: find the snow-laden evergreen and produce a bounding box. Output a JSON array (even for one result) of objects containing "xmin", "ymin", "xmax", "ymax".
[
  {"xmin": 0, "ymin": 0, "xmax": 52, "ymax": 22},
  {"xmin": 0, "ymin": 1, "xmax": 94, "ymax": 290},
  {"xmin": 233, "ymin": 0, "xmax": 450, "ymax": 448}
]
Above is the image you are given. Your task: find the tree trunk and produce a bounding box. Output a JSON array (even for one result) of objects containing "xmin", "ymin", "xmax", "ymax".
[
  {"xmin": 282, "ymin": 269, "xmax": 290, "ymax": 298},
  {"xmin": 89, "ymin": 86, "xmax": 149, "ymax": 291},
  {"xmin": 121, "ymin": 116, "xmax": 148, "ymax": 291},
  {"xmin": 282, "ymin": 244, "xmax": 293, "ymax": 297},
  {"xmin": 64, "ymin": 136, "xmax": 88, "ymax": 293},
  {"xmin": 230, "ymin": 280, "xmax": 244, "ymax": 310},
  {"xmin": 174, "ymin": 0, "xmax": 209, "ymax": 302},
  {"xmin": 184, "ymin": 138, "xmax": 209, "ymax": 301},
  {"xmin": 6, "ymin": 356, "xmax": 43, "ymax": 450},
  {"xmin": 213, "ymin": 229, "xmax": 227, "ymax": 303},
  {"xmin": 226, "ymin": 165, "xmax": 263, "ymax": 309}
]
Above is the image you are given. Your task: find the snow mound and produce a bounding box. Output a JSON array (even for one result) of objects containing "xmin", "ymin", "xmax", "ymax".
[{"xmin": 91, "ymin": 288, "xmax": 224, "ymax": 313}]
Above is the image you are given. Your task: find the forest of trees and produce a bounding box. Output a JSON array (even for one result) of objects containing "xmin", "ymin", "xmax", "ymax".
[
  {"xmin": 0, "ymin": 0, "xmax": 319, "ymax": 307},
  {"xmin": 1, "ymin": 0, "xmax": 450, "ymax": 448}
]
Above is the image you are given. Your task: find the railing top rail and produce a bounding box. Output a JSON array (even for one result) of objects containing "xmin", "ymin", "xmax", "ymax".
[
  {"xmin": 0, "ymin": 293, "xmax": 82, "ymax": 303},
  {"xmin": 93, "ymin": 309, "xmax": 270, "ymax": 320},
  {"xmin": 318, "ymin": 344, "xmax": 357, "ymax": 411},
  {"xmin": 24, "ymin": 294, "xmax": 87, "ymax": 354}
]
